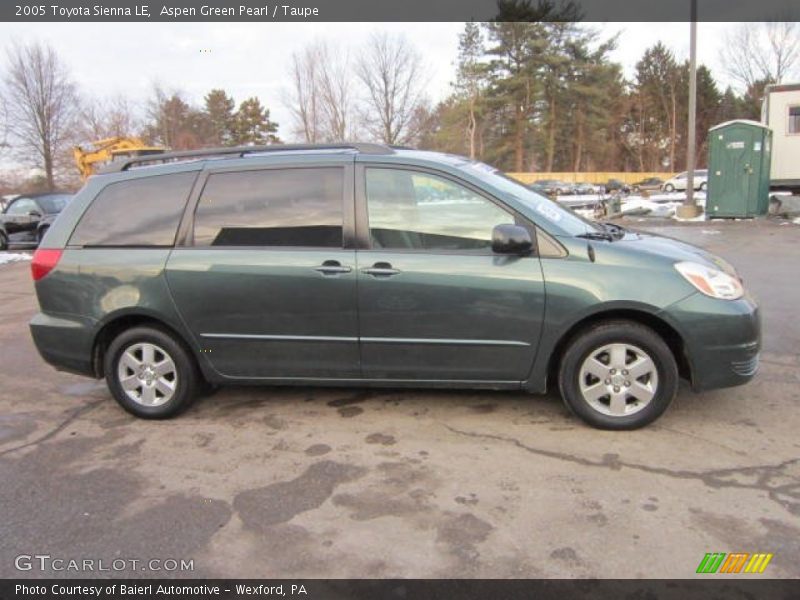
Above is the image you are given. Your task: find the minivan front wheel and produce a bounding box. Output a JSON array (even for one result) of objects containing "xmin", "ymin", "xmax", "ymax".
[
  {"xmin": 105, "ymin": 326, "xmax": 199, "ymax": 418},
  {"xmin": 558, "ymin": 321, "xmax": 678, "ymax": 430}
]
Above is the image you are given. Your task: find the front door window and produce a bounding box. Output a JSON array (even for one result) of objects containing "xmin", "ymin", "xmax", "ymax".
[{"xmin": 365, "ymin": 168, "xmax": 515, "ymax": 252}]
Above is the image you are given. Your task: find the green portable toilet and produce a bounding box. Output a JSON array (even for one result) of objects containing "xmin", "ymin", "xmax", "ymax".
[{"xmin": 707, "ymin": 120, "xmax": 772, "ymax": 218}]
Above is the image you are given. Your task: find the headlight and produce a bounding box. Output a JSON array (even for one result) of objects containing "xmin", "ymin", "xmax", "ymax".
[{"xmin": 674, "ymin": 261, "xmax": 744, "ymax": 300}]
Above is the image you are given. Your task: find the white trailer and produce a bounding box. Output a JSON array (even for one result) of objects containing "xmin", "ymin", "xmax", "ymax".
[{"xmin": 762, "ymin": 83, "xmax": 800, "ymax": 191}]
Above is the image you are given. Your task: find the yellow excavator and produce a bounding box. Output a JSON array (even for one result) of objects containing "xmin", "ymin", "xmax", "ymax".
[{"xmin": 73, "ymin": 137, "xmax": 166, "ymax": 180}]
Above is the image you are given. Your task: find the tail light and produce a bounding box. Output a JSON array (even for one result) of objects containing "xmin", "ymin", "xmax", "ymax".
[{"xmin": 31, "ymin": 248, "xmax": 63, "ymax": 281}]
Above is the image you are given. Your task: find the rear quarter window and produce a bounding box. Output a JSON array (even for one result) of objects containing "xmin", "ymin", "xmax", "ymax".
[{"xmin": 70, "ymin": 172, "xmax": 197, "ymax": 247}]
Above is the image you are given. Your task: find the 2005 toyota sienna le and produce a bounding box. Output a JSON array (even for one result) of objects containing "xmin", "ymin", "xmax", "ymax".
[{"xmin": 29, "ymin": 143, "xmax": 760, "ymax": 429}]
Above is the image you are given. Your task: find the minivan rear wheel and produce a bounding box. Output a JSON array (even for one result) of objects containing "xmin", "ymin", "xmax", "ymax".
[
  {"xmin": 558, "ymin": 320, "xmax": 678, "ymax": 430},
  {"xmin": 104, "ymin": 326, "xmax": 199, "ymax": 418}
]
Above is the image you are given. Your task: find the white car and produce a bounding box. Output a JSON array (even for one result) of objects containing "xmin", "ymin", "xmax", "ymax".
[{"xmin": 662, "ymin": 170, "xmax": 708, "ymax": 192}]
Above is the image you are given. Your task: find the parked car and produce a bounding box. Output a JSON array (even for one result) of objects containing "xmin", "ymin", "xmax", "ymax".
[
  {"xmin": 29, "ymin": 144, "xmax": 760, "ymax": 430},
  {"xmin": 529, "ymin": 179, "xmax": 574, "ymax": 196},
  {"xmin": 632, "ymin": 177, "xmax": 664, "ymax": 193},
  {"xmin": 0, "ymin": 195, "xmax": 18, "ymax": 213},
  {"xmin": 0, "ymin": 192, "xmax": 73, "ymax": 248},
  {"xmin": 662, "ymin": 170, "xmax": 708, "ymax": 192},
  {"xmin": 603, "ymin": 178, "xmax": 631, "ymax": 194},
  {"xmin": 573, "ymin": 181, "xmax": 603, "ymax": 195}
]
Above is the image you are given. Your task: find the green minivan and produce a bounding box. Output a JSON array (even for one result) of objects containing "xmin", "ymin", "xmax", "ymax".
[{"xmin": 29, "ymin": 144, "xmax": 760, "ymax": 429}]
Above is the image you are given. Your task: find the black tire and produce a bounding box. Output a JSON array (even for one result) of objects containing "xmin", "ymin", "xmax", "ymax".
[
  {"xmin": 558, "ymin": 320, "xmax": 678, "ymax": 430},
  {"xmin": 104, "ymin": 326, "xmax": 200, "ymax": 419},
  {"xmin": 0, "ymin": 231, "xmax": 8, "ymax": 251},
  {"xmin": 664, "ymin": 183, "xmax": 675, "ymax": 193}
]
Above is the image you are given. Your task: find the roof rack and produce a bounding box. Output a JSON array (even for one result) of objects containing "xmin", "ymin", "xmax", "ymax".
[{"xmin": 99, "ymin": 142, "xmax": 395, "ymax": 174}]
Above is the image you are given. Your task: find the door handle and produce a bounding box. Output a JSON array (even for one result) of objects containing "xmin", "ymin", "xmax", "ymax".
[
  {"xmin": 314, "ymin": 260, "xmax": 352, "ymax": 276},
  {"xmin": 362, "ymin": 262, "xmax": 401, "ymax": 277}
]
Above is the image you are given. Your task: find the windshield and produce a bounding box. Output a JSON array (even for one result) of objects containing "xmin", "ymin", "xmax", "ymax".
[
  {"xmin": 460, "ymin": 161, "xmax": 600, "ymax": 236},
  {"xmin": 35, "ymin": 194, "xmax": 72, "ymax": 213}
]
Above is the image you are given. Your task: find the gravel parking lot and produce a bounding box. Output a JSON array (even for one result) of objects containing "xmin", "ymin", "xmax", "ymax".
[{"xmin": 1, "ymin": 219, "xmax": 798, "ymax": 579}]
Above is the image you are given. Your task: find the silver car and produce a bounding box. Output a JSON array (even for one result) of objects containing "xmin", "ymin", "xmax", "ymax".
[{"xmin": 662, "ymin": 170, "xmax": 708, "ymax": 192}]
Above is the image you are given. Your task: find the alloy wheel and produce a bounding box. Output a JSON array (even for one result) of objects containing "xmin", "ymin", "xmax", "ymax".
[
  {"xmin": 117, "ymin": 342, "xmax": 178, "ymax": 407},
  {"xmin": 578, "ymin": 343, "xmax": 659, "ymax": 417}
]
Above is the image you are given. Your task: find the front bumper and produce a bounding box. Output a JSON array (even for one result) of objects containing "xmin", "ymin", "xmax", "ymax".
[{"xmin": 663, "ymin": 292, "xmax": 761, "ymax": 392}]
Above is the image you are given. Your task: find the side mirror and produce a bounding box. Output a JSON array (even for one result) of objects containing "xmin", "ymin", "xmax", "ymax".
[{"xmin": 492, "ymin": 224, "xmax": 533, "ymax": 255}]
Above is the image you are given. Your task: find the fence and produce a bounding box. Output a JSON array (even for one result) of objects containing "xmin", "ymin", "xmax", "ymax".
[{"xmin": 507, "ymin": 172, "xmax": 675, "ymax": 185}]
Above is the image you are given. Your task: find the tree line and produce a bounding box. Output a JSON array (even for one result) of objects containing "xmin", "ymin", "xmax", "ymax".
[
  {"xmin": 421, "ymin": 21, "xmax": 797, "ymax": 173},
  {"xmin": 0, "ymin": 21, "xmax": 797, "ymax": 191}
]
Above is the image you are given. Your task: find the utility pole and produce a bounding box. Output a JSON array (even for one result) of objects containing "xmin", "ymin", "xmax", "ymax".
[{"xmin": 677, "ymin": 0, "xmax": 701, "ymax": 218}]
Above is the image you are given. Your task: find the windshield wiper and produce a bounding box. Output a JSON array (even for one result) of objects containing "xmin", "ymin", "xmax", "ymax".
[
  {"xmin": 576, "ymin": 231, "xmax": 614, "ymax": 242},
  {"xmin": 598, "ymin": 222, "xmax": 627, "ymax": 239}
]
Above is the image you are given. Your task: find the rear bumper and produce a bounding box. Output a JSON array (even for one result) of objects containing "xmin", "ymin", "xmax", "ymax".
[
  {"xmin": 664, "ymin": 292, "xmax": 761, "ymax": 392},
  {"xmin": 29, "ymin": 312, "xmax": 97, "ymax": 378}
]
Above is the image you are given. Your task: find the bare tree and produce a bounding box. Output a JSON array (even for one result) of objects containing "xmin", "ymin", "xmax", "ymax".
[
  {"xmin": 355, "ymin": 32, "xmax": 427, "ymax": 145},
  {"xmin": 284, "ymin": 41, "xmax": 354, "ymax": 143},
  {"xmin": 285, "ymin": 44, "xmax": 322, "ymax": 143},
  {"xmin": 317, "ymin": 44, "xmax": 354, "ymax": 141},
  {"xmin": 78, "ymin": 94, "xmax": 141, "ymax": 141},
  {"xmin": 144, "ymin": 84, "xmax": 207, "ymax": 149},
  {"xmin": 720, "ymin": 22, "xmax": 800, "ymax": 90},
  {"xmin": 2, "ymin": 41, "xmax": 78, "ymax": 189}
]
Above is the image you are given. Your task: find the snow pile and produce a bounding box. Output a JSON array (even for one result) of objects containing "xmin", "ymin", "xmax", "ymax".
[
  {"xmin": 621, "ymin": 198, "xmax": 682, "ymax": 218},
  {"xmin": 557, "ymin": 190, "xmax": 708, "ymax": 221},
  {"xmin": 0, "ymin": 253, "xmax": 31, "ymax": 266},
  {"xmin": 618, "ymin": 192, "xmax": 706, "ymax": 221}
]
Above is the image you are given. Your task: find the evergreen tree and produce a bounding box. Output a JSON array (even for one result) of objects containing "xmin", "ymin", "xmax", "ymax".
[
  {"xmin": 233, "ymin": 97, "xmax": 280, "ymax": 145},
  {"xmin": 742, "ymin": 77, "xmax": 774, "ymax": 120},
  {"xmin": 455, "ymin": 22, "xmax": 488, "ymax": 160},
  {"xmin": 562, "ymin": 33, "xmax": 623, "ymax": 171},
  {"xmin": 682, "ymin": 64, "xmax": 721, "ymax": 167},
  {"xmin": 145, "ymin": 91, "xmax": 202, "ymax": 150},
  {"xmin": 482, "ymin": 21, "xmax": 548, "ymax": 171},
  {"xmin": 630, "ymin": 43, "xmax": 681, "ymax": 170},
  {"xmin": 717, "ymin": 86, "xmax": 747, "ymax": 123},
  {"xmin": 204, "ymin": 89, "xmax": 236, "ymax": 146}
]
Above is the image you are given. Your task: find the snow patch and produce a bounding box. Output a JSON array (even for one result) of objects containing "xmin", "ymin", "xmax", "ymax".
[
  {"xmin": 621, "ymin": 198, "xmax": 682, "ymax": 218},
  {"xmin": 0, "ymin": 252, "xmax": 31, "ymax": 265}
]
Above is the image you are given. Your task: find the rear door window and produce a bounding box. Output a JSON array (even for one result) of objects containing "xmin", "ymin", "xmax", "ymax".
[
  {"xmin": 192, "ymin": 167, "xmax": 344, "ymax": 247},
  {"xmin": 70, "ymin": 172, "xmax": 197, "ymax": 247}
]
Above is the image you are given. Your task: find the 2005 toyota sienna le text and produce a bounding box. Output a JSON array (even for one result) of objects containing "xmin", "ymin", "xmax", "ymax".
[{"xmin": 28, "ymin": 144, "xmax": 760, "ymax": 429}]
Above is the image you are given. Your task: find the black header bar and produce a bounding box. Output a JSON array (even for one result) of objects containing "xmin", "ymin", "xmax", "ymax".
[
  {"xmin": 1, "ymin": 579, "xmax": 798, "ymax": 600},
  {"xmin": 4, "ymin": 0, "xmax": 800, "ymax": 22}
]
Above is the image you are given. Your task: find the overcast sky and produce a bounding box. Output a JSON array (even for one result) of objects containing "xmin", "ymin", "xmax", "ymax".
[{"xmin": 0, "ymin": 21, "xmax": 738, "ymax": 141}]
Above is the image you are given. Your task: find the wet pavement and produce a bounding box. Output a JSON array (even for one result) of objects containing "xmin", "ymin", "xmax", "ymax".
[{"xmin": 1, "ymin": 219, "xmax": 798, "ymax": 578}]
